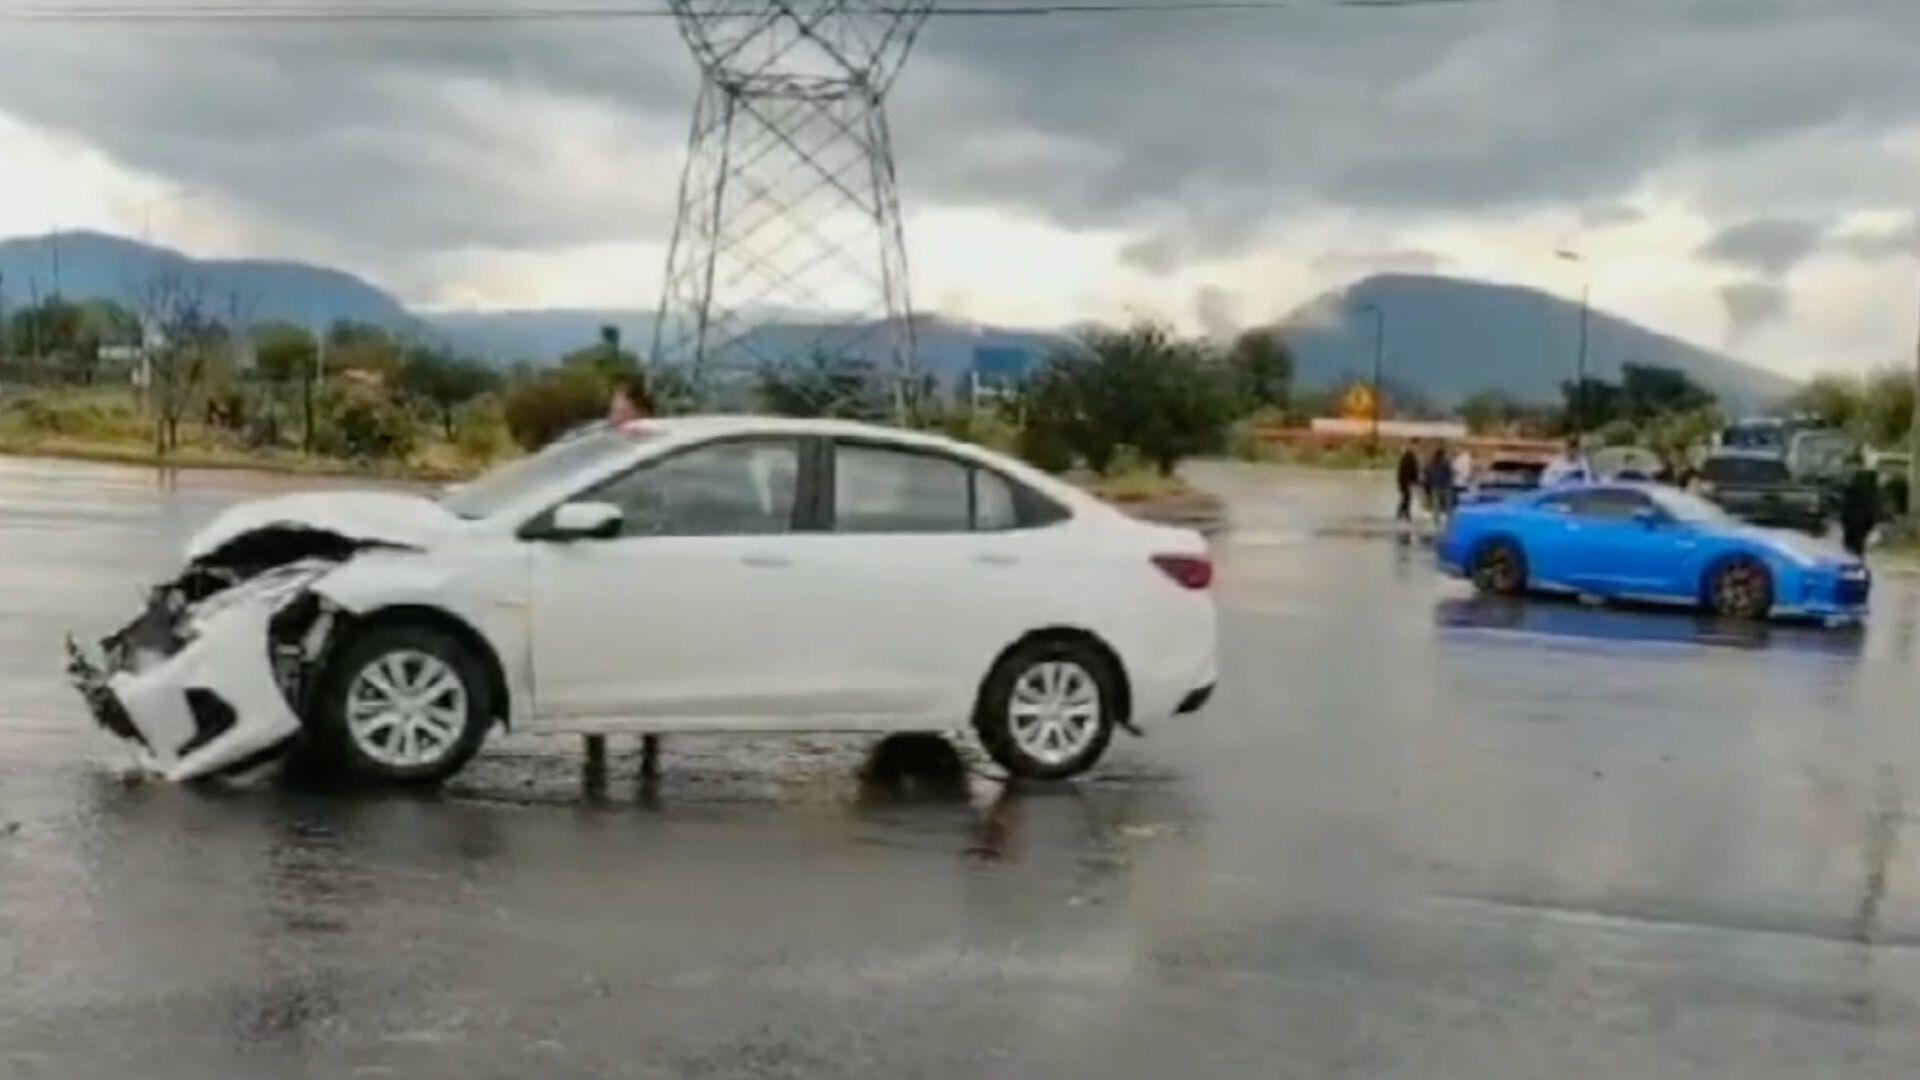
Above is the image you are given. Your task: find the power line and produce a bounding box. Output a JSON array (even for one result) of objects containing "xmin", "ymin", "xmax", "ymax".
[{"xmin": 0, "ymin": 0, "xmax": 1489, "ymax": 22}]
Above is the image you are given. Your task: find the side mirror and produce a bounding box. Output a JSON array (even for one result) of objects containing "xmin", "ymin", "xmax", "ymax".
[
  {"xmin": 1633, "ymin": 506, "xmax": 1665, "ymax": 529},
  {"xmin": 547, "ymin": 500, "xmax": 623, "ymax": 541}
]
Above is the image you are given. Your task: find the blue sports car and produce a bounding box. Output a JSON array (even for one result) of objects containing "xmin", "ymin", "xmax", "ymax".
[{"xmin": 1438, "ymin": 483, "xmax": 1869, "ymax": 622}]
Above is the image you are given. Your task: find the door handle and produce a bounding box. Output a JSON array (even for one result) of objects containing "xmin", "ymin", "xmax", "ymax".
[
  {"xmin": 740, "ymin": 554, "xmax": 792, "ymax": 568},
  {"xmin": 973, "ymin": 553, "xmax": 1019, "ymax": 567}
]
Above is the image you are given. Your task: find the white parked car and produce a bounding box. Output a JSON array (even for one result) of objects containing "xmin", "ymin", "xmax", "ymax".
[{"xmin": 69, "ymin": 416, "xmax": 1218, "ymax": 784}]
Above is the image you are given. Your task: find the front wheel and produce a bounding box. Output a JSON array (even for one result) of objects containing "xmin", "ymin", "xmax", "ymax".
[
  {"xmin": 974, "ymin": 640, "xmax": 1119, "ymax": 781},
  {"xmin": 308, "ymin": 624, "xmax": 493, "ymax": 784},
  {"xmin": 1707, "ymin": 558, "xmax": 1774, "ymax": 621}
]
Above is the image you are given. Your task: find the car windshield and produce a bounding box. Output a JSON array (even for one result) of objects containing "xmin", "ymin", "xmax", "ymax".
[
  {"xmin": 441, "ymin": 430, "xmax": 637, "ymax": 520},
  {"xmin": 1793, "ymin": 434, "xmax": 1853, "ymax": 477},
  {"xmin": 1651, "ymin": 488, "xmax": 1735, "ymax": 526},
  {"xmin": 1700, "ymin": 455, "xmax": 1789, "ymax": 485}
]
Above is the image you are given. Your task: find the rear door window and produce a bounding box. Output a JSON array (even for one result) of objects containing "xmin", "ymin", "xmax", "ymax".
[
  {"xmin": 834, "ymin": 444, "xmax": 973, "ymax": 533},
  {"xmin": 830, "ymin": 442, "xmax": 1069, "ymax": 532}
]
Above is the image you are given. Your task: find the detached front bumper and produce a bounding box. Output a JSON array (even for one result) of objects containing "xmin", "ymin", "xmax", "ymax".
[{"xmin": 69, "ymin": 568, "xmax": 328, "ymax": 781}]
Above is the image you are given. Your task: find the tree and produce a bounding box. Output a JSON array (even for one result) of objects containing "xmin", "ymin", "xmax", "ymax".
[
  {"xmin": 1784, "ymin": 374, "xmax": 1864, "ymax": 431},
  {"xmin": 1020, "ymin": 322, "xmax": 1233, "ymax": 476},
  {"xmin": 251, "ymin": 322, "xmax": 318, "ymax": 446},
  {"xmin": 502, "ymin": 364, "xmax": 614, "ymax": 450},
  {"xmin": 1560, "ymin": 376, "xmax": 1624, "ymax": 434},
  {"xmin": 1459, "ymin": 389, "xmax": 1523, "ymax": 434},
  {"xmin": 1619, "ymin": 362, "xmax": 1714, "ymax": 421},
  {"xmin": 1642, "ymin": 405, "xmax": 1723, "ymax": 466},
  {"xmin": 1860, "ymin": 366, "xmax": 1914, "ymax": 447},
  {"xmin": 1225, "ymin": 328, "xmax": 1293, "ymax": 413},
  {"xmin": 324, "ymin": 321, "xmax": 404, "ymax": 379},
  {"xmin": 562, "ymin": 325, "xmax": 644, "ymax": 383},
  {"xmin": 138, "ymin": 269, "xmax": 220, "ymax": 455},
  {"xmin": 755, "ymin": 351, "xmax": 890, "ymax": 420},
  {"xmin": 398, "ymin": 348, "xmax": 501, "ymax": 439}
]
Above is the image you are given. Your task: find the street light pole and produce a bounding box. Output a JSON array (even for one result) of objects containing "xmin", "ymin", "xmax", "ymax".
[
  {"xmin": 1575, "ymin": 281, "xmax": 1591, "ymax": 428},
  {"xmin": 1909, "ymin": 269, "xmax": 1920, "ymax": 522},
  {"xmin": 1556, "ymin": 248, "xmax": 1589, "ymax": 437},
  {"xmin": 1359, "ymin": 301, "xmax": 1385, "ymax": 451}
]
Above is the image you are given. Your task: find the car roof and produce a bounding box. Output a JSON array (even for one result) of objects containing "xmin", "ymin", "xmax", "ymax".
[
  {"xmin": 609, "ymin": 412, "xmax": 1106, "ymax": 511},
  {"xmin": 630, "ymin": 414, "xmax": 963, "ymax": 446}
]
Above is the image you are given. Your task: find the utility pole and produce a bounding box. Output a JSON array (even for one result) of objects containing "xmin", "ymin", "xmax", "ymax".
[
  {"xmin": 1575, "ymin": 281, "xmax": 1591, "ymax": 432},
  {"xmin": 1359, "ymin": 301, "xmax": 1386, "ymax": 450},
  {"xmin": 26, "ymin": 276, "xmax": 41, "ymax": 371},
  {"xmin": 1556, "ymin": 248, "xmax": 1590, "ymax": 437},
  {"xmin": 1909, "ymin": 275, "xmax": 1919, "ymax": 524}
]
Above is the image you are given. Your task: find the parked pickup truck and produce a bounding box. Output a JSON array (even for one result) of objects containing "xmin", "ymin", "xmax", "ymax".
[{"xmin": 1694, "ymin": 450, "xmax": 1826, "ymax": 532}]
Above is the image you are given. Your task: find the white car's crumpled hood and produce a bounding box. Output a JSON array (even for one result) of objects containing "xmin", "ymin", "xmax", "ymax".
[{"xmin": 186, "ymin": 490, "xmax": 460, "ymax": 562}]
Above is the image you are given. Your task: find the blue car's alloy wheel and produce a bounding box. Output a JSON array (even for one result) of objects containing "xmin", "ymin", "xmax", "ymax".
[
  {"xmin": 1709, "ymin": 558, "xmax": 1773, "ymax": 620},
  {"xmin": 1471, "ymin": 540, "xmax": 1527, "ymax": 596}
]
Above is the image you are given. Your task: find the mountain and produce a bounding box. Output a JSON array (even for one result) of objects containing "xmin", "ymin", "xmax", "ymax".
[
  {"xmin": 0, "ymin": 234, "xmax": 1798, "ymax": 411},
  {"xmin": 0, "ymin": 231, "xmax": 414, "ymax": 329},
  {"xmin": 1280, "ymin": 274, "xmax": 1793, "ymax": 411},
  {"xmin": 421, "ymin": 309, "xmax": 659, "ymax": 362}
]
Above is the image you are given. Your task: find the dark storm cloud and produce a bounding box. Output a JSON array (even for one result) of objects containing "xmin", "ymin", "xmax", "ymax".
[
  {"xmin": 4, "ymin": 2, "xmax": 1920, "ymax": 276},
  {"xmin": 1698, "ymin": 217, "xmax": 1827, "ymax": 278},
  {"xmin": 1719, "ymin": 280, "xmax": 1789, "ymax": 341}
]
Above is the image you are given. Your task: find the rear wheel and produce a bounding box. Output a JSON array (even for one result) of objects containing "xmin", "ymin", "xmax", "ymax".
[
  {"xmin": 975, "ymin": 639, "xmax": 1119, "ymax": 781},
  {"xmin": 1471, "ymin": 538, "xmax": 1527, "ymax": 596},
  {"xmin": 309, "ymin": 623, "xmax": 492, "ymax": 784},
  {"xmin": 1708, "ymin": 557, "xmax": 1774, "ymax": 620}
]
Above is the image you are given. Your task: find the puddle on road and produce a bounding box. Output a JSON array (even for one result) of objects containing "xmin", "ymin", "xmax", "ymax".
[{"xmin": 1433, "ymin": 595, "xmax": 1868, "ymax": 658}]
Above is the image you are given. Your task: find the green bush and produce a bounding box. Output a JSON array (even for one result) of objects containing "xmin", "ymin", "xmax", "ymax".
[
  {"xmin": 0, "ymin": 390, "xmax": 147, "ymax": 440},
  {"xmin": 1020, "ymin": 323, "xmax": 1233, "ymax": 476},
  {"xmin": 502, "ymin": 365, "xmax": 612, "ymax": 450},
  {"xmin": 312, "ymin": 388, "xmax": 415, "ymax": 461},
  {"xmin": 453, "ymin": 401, "xmax": 511, "ymax": 463}
]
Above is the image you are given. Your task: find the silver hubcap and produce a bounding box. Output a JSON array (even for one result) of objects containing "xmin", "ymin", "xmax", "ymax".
[
  {"xmin": 345, "ymin": 649, "xmax": 468, "ymax": 768},
  {"xmin": 1008, "ymin": 660, "xmax": 1102, "ymax": 766}
]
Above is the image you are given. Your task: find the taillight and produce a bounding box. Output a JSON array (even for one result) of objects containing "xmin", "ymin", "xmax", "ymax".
[{"xmin": 1152, "ymin": 553, "xmax": 1213, "ymax": 590}]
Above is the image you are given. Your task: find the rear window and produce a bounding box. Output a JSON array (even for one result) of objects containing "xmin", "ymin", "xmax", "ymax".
[{"xmin": 1701, "ymin": 456, "xmax": 1789, "ymax": 485}]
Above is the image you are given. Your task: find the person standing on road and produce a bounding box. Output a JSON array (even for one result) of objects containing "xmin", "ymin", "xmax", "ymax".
[
  {"xmin": 1425, "ymin": 444, "xmax": 1456, "ymax": 530},
  {"xmin": 1395, "ymin": 444, "xmax": 1420, "ymax": 527},
  {"xmin": 1451, "ymin": 444, "xmax": 1474, "ymax": 501},
  {"xmin": 1541, "ymin": 437, "xmax": 1591, "ymax": 487},
  {"xmin": 1840, "ymin": 455, "xmax": 1879, "ymax": 557}
]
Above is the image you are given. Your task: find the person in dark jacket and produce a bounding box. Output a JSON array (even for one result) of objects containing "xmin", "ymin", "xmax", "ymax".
[
  {"xmin": 1840, "ymin": 456, "xmax": 1879, "ymax": 556},
  {"xmin": 1395, "ymin": 445, "xmax": 1420, "ymax": 524},
  {"xmin": 1425, "ymin": 445, "xmax": 1456, "ymax": 528}
]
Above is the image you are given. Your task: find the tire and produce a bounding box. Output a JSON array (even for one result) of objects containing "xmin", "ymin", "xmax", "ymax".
[
  {"xmin": 974, "ymin": 639, "xmax": 1119, "ymax": 781},
  {"xmin": 1707, "ymin": 557, "xmax": 1774, "ymax": 621},
  {"xmin": 1470, "ymin": 538, "xmax": 1528, "ymax": 597},
  {"xmin": 308, "ymin": 623, "xmax": 493, "ymax": 784}
]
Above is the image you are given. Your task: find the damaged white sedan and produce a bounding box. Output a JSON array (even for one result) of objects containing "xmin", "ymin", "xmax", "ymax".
[{"xmin": 69, "ymin": 416, "xmax": 1218, "ymax": 784}]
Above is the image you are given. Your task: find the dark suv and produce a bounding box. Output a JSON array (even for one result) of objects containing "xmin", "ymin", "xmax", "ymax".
[{"xmin": 1695, "ymin": 450, "xmax": 1826, "ymax": 532}]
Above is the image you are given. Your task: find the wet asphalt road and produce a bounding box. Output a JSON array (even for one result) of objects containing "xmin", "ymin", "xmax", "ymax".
[{"xmin": 7, "ymin": 457, "xmax": 1920, "ymax": 1077}]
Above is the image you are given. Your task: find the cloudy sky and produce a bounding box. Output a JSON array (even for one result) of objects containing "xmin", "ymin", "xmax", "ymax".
[{"xmin": 2, "ymin": 0, "xmax": 1918, "ymax": 379}]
